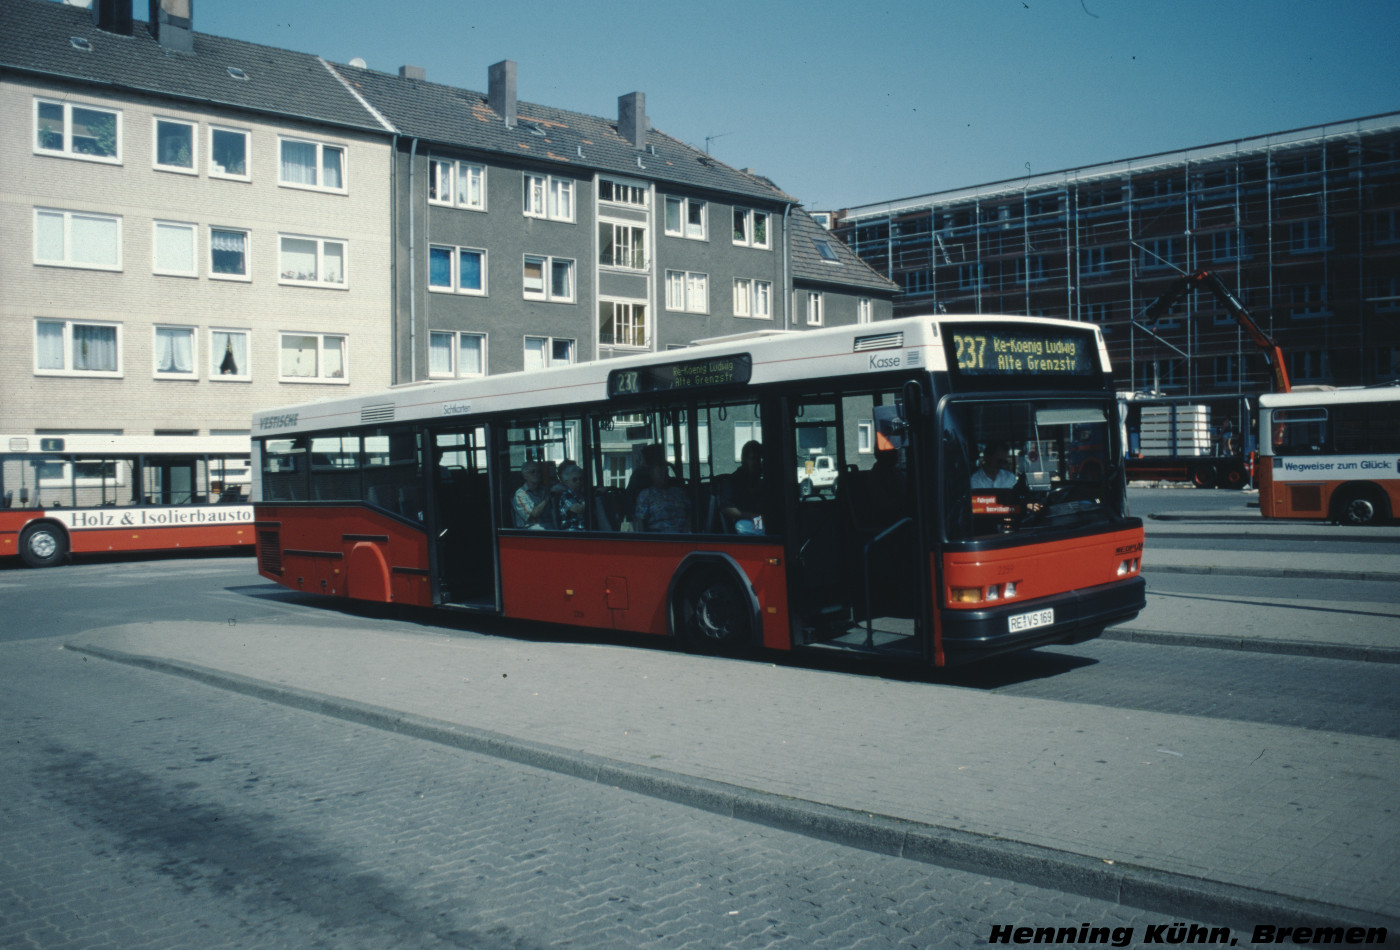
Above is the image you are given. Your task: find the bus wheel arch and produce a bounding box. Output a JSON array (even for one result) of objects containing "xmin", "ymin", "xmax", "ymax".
[
  {"xmin": 1332, "ymin": 483, "xmax": 1390, "ymax": 527},
  {"xmin": 19, "ymin": 520, "xmax": 69, "ymax": 568},
  {"xmin": 669, "ymin": 553, "xmax": 760, "ymax": 654}
]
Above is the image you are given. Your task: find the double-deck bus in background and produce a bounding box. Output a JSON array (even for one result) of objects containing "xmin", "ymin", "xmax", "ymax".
[
  {"xmin": 251, "ymin": 315, "xmax": 1145, "ymax": 667},
  {"xmin": 1258, "ymin": 386, "xmax": 1400, "ymax": 526},
  {"xmin": 1, "ymin": 435, "xmax": 253, "ymax": 567}
]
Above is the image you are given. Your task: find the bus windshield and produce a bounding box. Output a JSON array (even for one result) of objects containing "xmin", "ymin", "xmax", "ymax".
[{"xmin": 940, "ymin": 397, "xmax": 1126, "ymax": 541}]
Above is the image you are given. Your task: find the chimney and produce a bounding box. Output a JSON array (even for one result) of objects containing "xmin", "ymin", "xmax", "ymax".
[
  {"xmin": 489, "ymin": 60, "xmax": 517, "ymax": 128},
  {"xmin": 92, "ymin": 0, "xmax": 133, "ymax": 35},
  {"xmin": 618, "ymin": 92, "xmax": 647, "ymax": 149},
  {"xmin": 399, "ymin": 64, "xmax": 425, "ymax": 81},
  {"xmin": 148, "ymin": 0, "xmax": 193, "ymax": 53}
]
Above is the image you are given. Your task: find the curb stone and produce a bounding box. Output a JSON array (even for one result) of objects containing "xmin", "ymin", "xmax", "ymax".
[{"xmin": 64, "ymin": 641, "xmax": 1400, "ymax": 934}]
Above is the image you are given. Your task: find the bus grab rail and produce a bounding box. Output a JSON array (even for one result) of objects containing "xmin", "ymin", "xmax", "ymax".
[{"xmin": 863, "ymin": 516, "xmax": 914, "ymax": 649}]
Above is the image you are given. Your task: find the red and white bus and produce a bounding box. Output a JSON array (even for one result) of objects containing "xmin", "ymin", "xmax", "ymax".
[
  {"xmin": 251, "ymin": 315, "xmax": 1145, "ymax": 667},
  {"xmin": 1, "ymin": 434, "xmax": 254, "ymax": 567},
  {"xmin": 1258, "ymin": 386, "xmax": 1400, "ymax": 526}
]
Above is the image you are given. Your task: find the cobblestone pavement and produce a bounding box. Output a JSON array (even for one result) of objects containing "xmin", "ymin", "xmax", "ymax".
[{"xmin": 0, "ymin": 640, "xmax": 1223, "ymax": 950}]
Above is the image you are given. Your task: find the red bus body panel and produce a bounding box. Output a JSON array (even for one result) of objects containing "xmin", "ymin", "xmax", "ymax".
[
  {"xmin": 498, "ymin": 535, "xmax": 791, "ymax": 648},
  {"xmin": 1, "ymin": 507, "xmax": 253, "ymax": 559},
  {"xmin": 255, "ymin": 505, "xmax": 433, "ymax": 607},
  {"xmin": 941, "ymin": 526, "xmax": 1144, "ymax": 608}
]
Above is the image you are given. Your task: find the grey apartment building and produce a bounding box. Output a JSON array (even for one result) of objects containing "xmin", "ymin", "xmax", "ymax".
[
  {"xmin": 832, "ymin": 114, "xmax": 1400, "ymax": 393},
  {"xmin": 1, "ymin": 0, "xmax": 894, "ymax": 437}
]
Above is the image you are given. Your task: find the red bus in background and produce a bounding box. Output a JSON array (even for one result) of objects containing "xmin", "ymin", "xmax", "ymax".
[
  {"xmin": 251, "ymin": 316, "xmax": 1145, "ymax": 667},
  {"xmin": 1258, "ymin": 387, "xmax": 1400, "ymax": 526},
  {"xmin": 1, "ymin": 434, "xmax": 253, "ymax": 567}
]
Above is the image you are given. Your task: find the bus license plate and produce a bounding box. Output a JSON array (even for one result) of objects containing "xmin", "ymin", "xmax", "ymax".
[{"xmin": 1008, "ymin": 608, "xmax": 1054, "ymax": 633}]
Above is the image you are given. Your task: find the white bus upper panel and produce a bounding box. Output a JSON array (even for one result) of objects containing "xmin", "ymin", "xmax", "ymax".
[{"xmin": 251, "ymin": 315, "xmax": 1111, "ymax": 438}]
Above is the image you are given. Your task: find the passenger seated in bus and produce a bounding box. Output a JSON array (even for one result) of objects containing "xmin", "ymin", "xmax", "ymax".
[
  {"xmin": 719, "ymin": 440, "xmax": 765, "ymax": 534},
  {"xmin": 635, "ymin": 459, "xmax": 690, "ymax": 532},
  {"xmin": 624, "ymin": 444, "xmax": 666, "ymax": 520},
  {"xmin": 551, "ymin": 461, "xmax": 588, "ymax": 531},
  {"xmin": 971, "ymin": 442, "xmax": 1017, "ymax": 489},
  {"xmin": 512, "ymin": 460, "xmax": 554, "ymax": 529}
]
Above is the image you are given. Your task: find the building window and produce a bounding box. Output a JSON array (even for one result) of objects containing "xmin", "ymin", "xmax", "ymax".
[
  {"xmin": 153, "ymin": 117, "xmax": 195, "ymax": 173},
  {"xmin": 154, "ymin": 326, "xmax": 197, "ymax": 377},
  {"xmin": 211, "ymin": 328, "xmax": 251, "ymax": 380},
  {"xmin": 1288, "ymin": 349, "xmax": 1330, "ymax": 384},
  {"xmin": 1289, "ymin": 220, "xmax": 1332, "ymax": 255},
  {"xmin": 429, "ymin": 331, "xmax": 486, "ymax": 378},
  {"xmin": 1016, "ymin": 256, "xmax": 1047, "ymax": 284},
  {"xmin": 1079, "ymin": 247, "xmax": 1111, "ymax": 276},
  {"xmin": 34, "ymin": 98, "xmax": 120, "ymax": 162},
  {"xmin": 279, "ymin": 332, "xmax": 346, "ymax": 382},
  {"xmin": 812, "ymin": 238, "xmax": 841, "ymax": 262},
  {"xmin": 1139, "ymin": 238, "xmax": 1181, "ymax": 271},
  {"xmin": 732, "ymin": 209, "xmax": 770, "ymax": 248},
  {"xmin": 858, "ymin": 297, "xmax": 872, "ymax": 324},
  {"xmin": 209, "ymin": 126, "xmax": 249, "ymax": 179},
  {"xmin": 1083, "ymin": 302, "xmax": 1111, "ymax": 323},
  {"xmin": 153, "ymin": 221, "xmax": 197, "ymax": 277},
  {"xmin": 599, "ymin": 301, "xmax": 647, "ymax": 348},
  {"xmin": 34, "ymin": 208, "xmax": 121, "ymax": 271},
  {"xmin": 523, "ymin": 255, "xmax": 575, "ymax": 302},
  {"xmin": 1212, "ymin": 355, "xmax": 1240, "ymax": 386},
  {"xmin": 858, "ymin": 421, "xmax": 874, "ymax": 454},
  {"xmin": 599, "ymin": 178, "xmax": 647, "ymax": 207},
  {"xmin": 279, "ymin": 235, "xmax": 346, "ymax": 287},
  {"xmin": 1372, "ymin": 210, "xmax": 1400, "ymax": 247},
  {"xmin": 664, "ymin": 196, "xmax": 707, "ymax": 240},
  {"xmin": 210, "ymin": 227, "xmax": 250, "ymax": 280},
  {"xmin": 1285, "ymin": 283, "xmax": 1329, "ymax": 318},
  {"xmin": 732, "ymin": 279, "xmax": 772, "ymax": 319},
  {"xmin": 429, "ymin": 245, "xmax": 487, "ymax": 295},
  {"xmin": 35, "ymin": 319, "xmax": 122, "ymax": 376},
  {"xmin": 665, "ymin": 270, "xmax": 708, "ymax": 313},
  {"xmin": 524, "ymin": 336, "xmax": 574, "ymax": 370},
  {"xmin": 600, "ymin": 222, "xmax": 648, "ymax": 269},
  {"xmin": 806, "ymin": 291, "xmax": 824, "ymax": 326},
  {"xmin": 523, "ymin": 173, "xmax": 574, "ymax": 221},
  {"xmin": 429, "ymin": 160, "xmax": 486, "ymax": 210},
  {"xmin": 279, "ymin": 138, "xmax": 345, "ymax": 192}
]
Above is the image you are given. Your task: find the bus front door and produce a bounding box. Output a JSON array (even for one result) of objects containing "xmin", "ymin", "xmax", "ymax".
[
  {"xmin": 429, "ymin": 426, "xmax": 499, "ymax": 609},
  {"xmin": 787, "ymin": 389, "xmax": 923, "ymax": 658}
]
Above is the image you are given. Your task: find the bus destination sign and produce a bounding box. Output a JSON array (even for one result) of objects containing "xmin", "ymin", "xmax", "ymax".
[
  {"xmin": 948, "ymin": 326, "xmax": 1097, "ymax": 377},
  {"xmin": 608, "ymin": 354, "xmax": 752, "ymax": 398}
]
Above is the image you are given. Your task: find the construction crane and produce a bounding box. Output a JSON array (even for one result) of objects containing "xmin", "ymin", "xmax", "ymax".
[{"xmin": 1142, "ymin": 268, "xmax": 1292, "ymax": 393}]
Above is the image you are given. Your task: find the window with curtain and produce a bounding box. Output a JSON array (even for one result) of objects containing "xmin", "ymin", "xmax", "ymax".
[
  {"xmin": 154, "ymin": 221, "xmax": 196, "ymax": 276},
  {"xmin": 211, "ymin": 329, "xmax": 249, "ymax": 379},
  {"xmin": 35, "ymin": 319, "xmax": 120, "ymax": 375},
  {"xmin": 154, "ymin": 326, "xmax": 195, "ymax": 376},
  {"xmin": 210, "ymin": 228, "xmax": 248, "ymax": 278}
]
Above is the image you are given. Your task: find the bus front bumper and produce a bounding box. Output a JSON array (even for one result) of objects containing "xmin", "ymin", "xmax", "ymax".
[{"xmin": 940, "ymin": 576, "xmax": 1145, "ymax": 664}]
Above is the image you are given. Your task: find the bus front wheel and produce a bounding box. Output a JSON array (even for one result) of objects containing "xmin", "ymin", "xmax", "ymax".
[
  {"xmin": 1333, "ymin": 487, "xmax": 1388, "ymax": 527},
  {"xmin": 20, "ymin": 522, "xmax": 68, "ymax": 568},
  {"xmin": 677, "ymin": 568, "xmax": 753, "ymax": 655}
]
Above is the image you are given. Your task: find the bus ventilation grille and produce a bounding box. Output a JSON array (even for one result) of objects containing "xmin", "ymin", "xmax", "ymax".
[
  {"xmin": 257, "ymin": 529, "xmax": 283, "ymax": 574},
  {"xmin": 361, "ymin": 404, "xmax": 395, "ymax": 424},
  {"xmin": 853, "ymin": 332, "xmax": 904, "ymax": 352}
]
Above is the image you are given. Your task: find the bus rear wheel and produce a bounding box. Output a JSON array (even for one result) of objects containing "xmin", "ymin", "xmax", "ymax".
[
  {"xmin": 677, "ymin": 568, "xmax": 753, "ymax": 655},
  {"xmin": 1333, "ymin": 487, "xmax": 1388, "ymax": 527},
  {"xmin": 1190, "ymin": 464, "xmax": 1217, "ymax": 489},
  {"xmin": 20, "ymin": 522, "xmax": 68, "ymax": 568}
]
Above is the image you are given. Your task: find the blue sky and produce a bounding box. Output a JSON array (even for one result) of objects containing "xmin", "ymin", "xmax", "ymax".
[{"xmin": 183, "ymin": 0, "xmax": 1400, "ymax": 211}]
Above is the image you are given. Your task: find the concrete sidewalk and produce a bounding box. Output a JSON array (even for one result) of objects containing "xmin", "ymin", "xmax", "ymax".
[{"xmin": 69, "ymin": 610, "xmax": 1399, "ymax": 933}]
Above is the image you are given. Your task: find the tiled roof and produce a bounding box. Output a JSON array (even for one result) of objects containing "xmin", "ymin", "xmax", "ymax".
[
  {"xmin": 788, "ymin": 207, "xmax": 898, "ymax": 293},
  {"xmin": 330, "ymin": 63, "xmax": 795, "ymax": 205},
  {"xmin": 0, "ymin": 0, "xmax": 384, "ymax": 132}
]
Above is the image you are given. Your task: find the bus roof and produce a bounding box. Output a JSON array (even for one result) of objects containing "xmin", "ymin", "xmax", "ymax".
[
  {"xmin": 1, "ymin": 434, "xmax": 251, "ymax": 456},
  {"xmin": 1259, "ymin": 385, "xmax": 1400, "ymax": 409},
  {"xmin": 252, "ymin": 314, "xmax": 1111, "ymax": 438}
]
